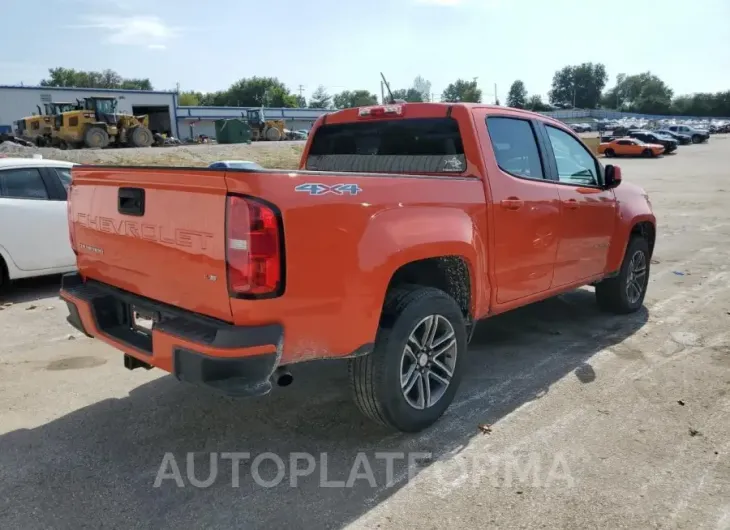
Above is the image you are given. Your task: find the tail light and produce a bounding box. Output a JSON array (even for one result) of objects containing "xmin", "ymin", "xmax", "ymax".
[
  {"xmin": 67, "ymin": 184, "xmax": 77, "ymax": 254},
  {"xmin": 226, "ymin": 195, "xmax": 283, "ymax": 297}
]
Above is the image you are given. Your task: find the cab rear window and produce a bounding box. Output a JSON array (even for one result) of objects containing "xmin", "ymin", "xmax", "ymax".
[{"xmin": 306, "ymin": 118, "xmax": 465, "ymax": 174}]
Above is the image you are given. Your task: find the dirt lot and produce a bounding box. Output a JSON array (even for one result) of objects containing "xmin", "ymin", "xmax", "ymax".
[
  {"xmin": 0, "ymin": 140, "xmax": 305, "ymax": 168},
  {"xmin": 1, "ymin": 138, "xmax": 729, "ymax": 529}
]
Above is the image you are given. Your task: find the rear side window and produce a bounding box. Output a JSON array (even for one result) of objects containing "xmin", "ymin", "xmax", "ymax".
[
  {"xmin": 0, "ymin": 168, "xmax": 49, "ymax": 199},
  {"xmin": 486, "ymin": 117, "xmax": 545, "ymax": 180},
  {"xmin": 306, "ymin": 118, "xmax": 465, "ymax": 174}
]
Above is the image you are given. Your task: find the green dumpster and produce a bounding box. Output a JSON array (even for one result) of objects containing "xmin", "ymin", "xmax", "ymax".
[{"xmin": 215, "ymin": 119, "xmax": 253, "ymax": 144}]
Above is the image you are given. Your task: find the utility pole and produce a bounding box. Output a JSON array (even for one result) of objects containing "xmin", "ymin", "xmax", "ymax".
[
  {"xmin": 494, "ymin": 83, "xmax": 498, "ymax": 104},
  {"xmin": 381, "ymin": 81, "xmax": 386, "ymax": 105},
  {"xmin": 297, "ymin": 85, "xmax": 305, "ymax": 107},
  {"xmin": 572, "ymin": 80, "xmax": 577, "ymax": 108}
]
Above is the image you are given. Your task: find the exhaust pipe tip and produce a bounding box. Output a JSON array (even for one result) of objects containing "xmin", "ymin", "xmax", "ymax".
[{"xmin": 273, "ymin": 366, "xmax": 293, "ymax": 387}]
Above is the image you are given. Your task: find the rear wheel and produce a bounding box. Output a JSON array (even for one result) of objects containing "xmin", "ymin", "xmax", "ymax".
[
  {"xmin": 596, "ymin": 236, "xmax": 650, "ymax": 314},
  {"xmin": 604, "ymin": 148, "xmax": 615, "ymax": 158},
  {"xmin": 349, "ymin": 285, "xmax": 467, "ymax": 432},
  {"xmin": 84, "ymin": 127, "xmax": 109, "ymax": 149}
]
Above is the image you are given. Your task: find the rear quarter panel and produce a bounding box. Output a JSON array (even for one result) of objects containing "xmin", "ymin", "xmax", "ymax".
[{"xmin": 225, "ymin": 171, "xmax": 489, "ymax": 363}]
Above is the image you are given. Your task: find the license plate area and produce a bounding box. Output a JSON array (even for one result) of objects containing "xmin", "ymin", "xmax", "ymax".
[
  {"xmin": 90, "ymin": 295, "xmax": 156, "ymax": 355},
  {"xmin": 131, "ymin": 306, "xmax": 158, "ymax": 337}
]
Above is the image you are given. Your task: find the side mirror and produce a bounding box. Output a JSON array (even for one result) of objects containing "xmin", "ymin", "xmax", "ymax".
[{"xmin": 605, "ymin": 164, "xmax": 622, "ymax": 189}]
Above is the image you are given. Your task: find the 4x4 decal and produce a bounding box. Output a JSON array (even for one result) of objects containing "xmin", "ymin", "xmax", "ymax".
[{"xmin": 295, "ymin": 183, "xmax": 362, "ymax": 196}]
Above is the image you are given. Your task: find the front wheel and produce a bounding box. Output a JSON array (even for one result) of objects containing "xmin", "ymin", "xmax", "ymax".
[
  {"xmin": 642, "ymin": 148, "xmax": 652, "ymax": 158},
  {"xmin": 692, "ymin": 135, "xmax": 702, "ymax": 144},
  {"xmin": 349, "ymin": 285, "xmax": 467, "ymax": 432},
  {"xmin": 130, "ymin": 126, "xmax": 153, "ymax": 148},
  {"xmin": 595, "ymin": 237, "xmax": 650, "ymax": 314}
]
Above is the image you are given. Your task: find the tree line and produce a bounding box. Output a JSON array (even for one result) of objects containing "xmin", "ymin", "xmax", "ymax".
[
  {"xmin": 507, "ymin": 62, "xmax": 730, "ymax": 118},
  {"xmin": 38, "ymin": 66, "xmax": 730, "ymax": 117}
]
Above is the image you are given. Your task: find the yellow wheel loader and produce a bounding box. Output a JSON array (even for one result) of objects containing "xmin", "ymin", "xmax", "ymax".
[
  {"xmin": 52, "ymin": 97, "xmax": 153, "ymax": 149},
  {"xmin": 14, "ymin": 102, "xmax": 77, "ymax": 146},
  {"xmin": 246, "ymin": 108, "xmax": 285, "ymax": 141}
]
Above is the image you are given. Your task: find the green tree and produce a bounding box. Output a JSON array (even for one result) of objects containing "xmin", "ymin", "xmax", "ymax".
[
  {"xmin": 178, "ymin": 91, "xmax": 202, "ymax": 106},
  {"xmin": 120, "ymin": 78, "xmax": 153, "ymax": 90},
  {"xmin": 199, "ymin": 91, "xmax": 226, "ymax": 106},
  {"xmin": 601, "ymin": 72, "xmax": 673, "ymax": 114},
  {"xmin": 412, "ymin": 76, "xmax": 432, "ymax": 102},
  {"xmin": 391, "ymin": 88, "xmax": 424, "ymax": 102},
  {"xmin": 670, "ymin": 91, "xmax": 730, "ymax": 117},
  {"xmin": 220, "ymin": 77, "xmax": 298, "ymax": 107},
  {"xmin": 507, "ymin": 80, "xmax": 527, "ymax": 109},
  {"xmin": 39, "ymin": 67, "xmax": 153, "ymax": 90},
  {"xmin": 526, "ymin": 94, "xmax": 551, "ymax": 112},
  {"xmin": 441, "ymin": 79, "xmax": 481, "ymax": 103},
  {"xmin": 549, "ymin": 63, "xmax": 607, "ymax": 109},
  {"xmin": 309, "ymin": 85, "xmax": 332, "ymax": 109},
  {"xmin": 295, "ymin": 95, "xmax": 307, "ymax": 108},
  {"xmin": 333, "ymin": 90, "xmax": 379, "ymax": 109}
]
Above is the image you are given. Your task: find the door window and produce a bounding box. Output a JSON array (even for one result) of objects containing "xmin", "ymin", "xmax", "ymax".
[
  {"xmin": 545, "ymin": 126, "xmax": 600, "ymax": 186},
  {"xmin": 486, "ymin": 117, "xmax": 545, "ymax": 180},
  {"xmin": 0, "ymin": 168, "xmax": 50, "ymax": 199}
]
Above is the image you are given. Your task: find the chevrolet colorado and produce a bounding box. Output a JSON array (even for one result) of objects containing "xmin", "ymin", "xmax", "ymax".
[{"xmin": 60, "ymin": 103, "xmax": 656, "ymax": 432}]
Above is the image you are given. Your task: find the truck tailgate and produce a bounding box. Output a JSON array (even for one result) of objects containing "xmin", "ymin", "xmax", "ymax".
[{"xmin": 69, "ymin": 167, "xmax": 233, "ymax": 322}]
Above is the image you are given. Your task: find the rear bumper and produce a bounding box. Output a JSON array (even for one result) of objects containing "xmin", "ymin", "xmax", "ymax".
[{"xmin": 60, "ymin": 273, "xmax": 283, "ymax": 397}]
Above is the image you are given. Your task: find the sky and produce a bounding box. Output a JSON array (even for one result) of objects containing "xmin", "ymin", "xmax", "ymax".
[{"xmin": 2, "ymin": 0, "xmax": 729, "ymax": 103}]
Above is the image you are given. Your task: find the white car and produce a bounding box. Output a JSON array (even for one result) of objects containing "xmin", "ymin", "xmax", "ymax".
[
  {"xmin": 0, "ymin": 157, "xmax": 77, "ymax": 288},
  {"xmin": 208, "ymin": 160, "xmax": 263, "ymax": 170}
]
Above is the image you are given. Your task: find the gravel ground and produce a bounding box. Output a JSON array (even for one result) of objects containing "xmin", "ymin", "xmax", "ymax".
[
  {"xmin": 0, "ymin": 137, "xmax": 729, "ymax": 529},
  {"xmin": 0, "ymin": 140, "xmax": 305, "ymax": 168}
]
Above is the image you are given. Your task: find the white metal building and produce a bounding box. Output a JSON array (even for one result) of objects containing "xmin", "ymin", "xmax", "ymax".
[
  {"xmin": 176, "ymin": 106, "xmax": 330, "ymax": 140},
  {"xmin": 0, "ymin": 85, "xmax": 332, "ymax": 142},
  {"xmin": 0, "ymin": 85, "xmax": 179, "ymax": 137}
]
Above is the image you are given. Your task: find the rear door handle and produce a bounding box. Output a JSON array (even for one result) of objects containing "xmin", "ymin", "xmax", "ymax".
[
  {"xmin": 564, "ymin": 199, "xmax": 579, "ymax": 210},
  {"xmin": 500, "ymin": 198, "xmax": 523, "ymax": 210}
]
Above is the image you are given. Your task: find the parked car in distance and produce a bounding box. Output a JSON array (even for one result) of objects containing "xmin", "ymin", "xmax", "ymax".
[
  {"xmin": 61, "ymin": 103, "xmax": 656, "ymax": 432},
  {"xmin": 208, "ymin": 160, "xmax": 263, "ymax": 170},
  {"xmin": 655, "ymin": 129, "xmax": 692, "ymax": 145},
  {"xmin": 628, "ymin": 130, "xmax": 678, "ymax": 153},
  {"xmin": 666, "ymin": 125, "xmax": 709, "ymax": 143},
  {"xmin": 0, "ymin": 158, "xmax": 77, "ymax": 289},
  {"xmin": 570, "ymin": 123, "xmax": 592, "ymax": 133},
  {"xmin": 598, "ymin": 138, "xmax": 665, "ymax": 158}
]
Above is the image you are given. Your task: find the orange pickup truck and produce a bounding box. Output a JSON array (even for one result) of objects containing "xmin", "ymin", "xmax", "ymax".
[{"xmin": 60, "ymin": 103, "xmax": 656, "ymax": 432}]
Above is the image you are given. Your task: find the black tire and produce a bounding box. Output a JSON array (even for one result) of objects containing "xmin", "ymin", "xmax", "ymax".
[
  {"xmin": 642, "ymin": 148, "xmax": 652, "ymax": 158},
  {"xmin": 84, "ymin": 127, "xmax": 109, "ymax": 149},
  {"xmin": 130, "ymin": 126, "xmax": 153, "ymax": 148},
  {"xmin": 596, "ymin": 236, "xmax": 650, "ymax": 314},
  {"xmin": 605, "ymin": 148, "xmax": 615, "ymax": 158},
  {"xmin": 349, "ymin": 285, "xmax": 467, "ymax": 432},
  {"xmin": 265, "ymin": 126, "xmax": 282, "ymax": 141},
  {"xmin": 691, "ymin": 134, "xmax": 702, "ymax": 144},
  {"xmin": 0, "ymin": 256, "xmax": 7, "ymax": 292}
]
